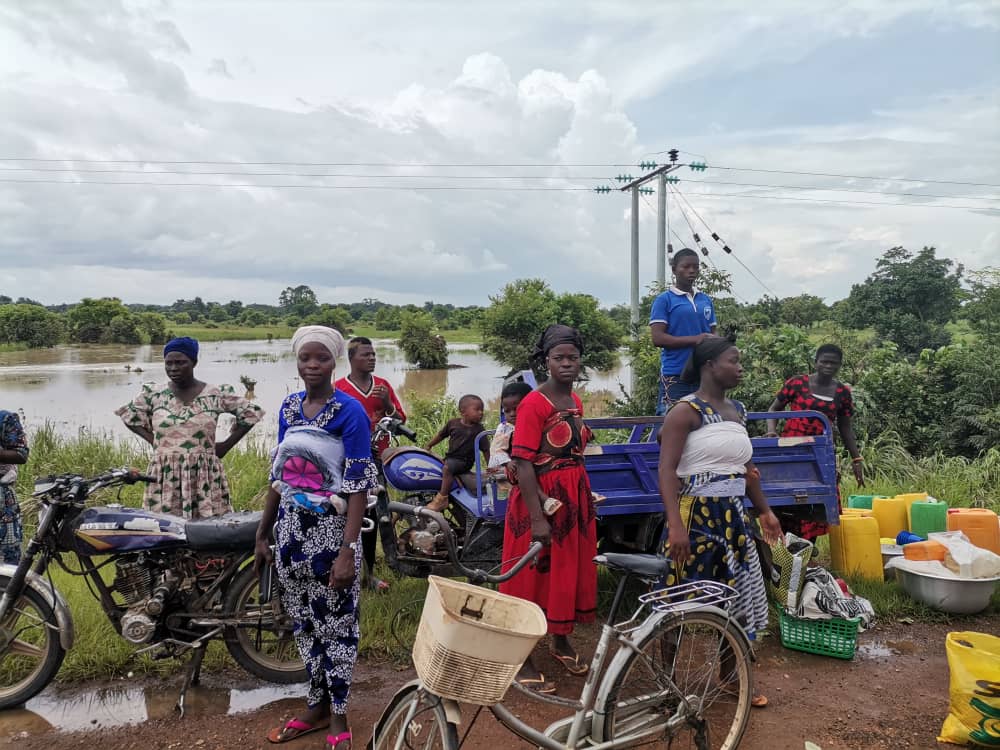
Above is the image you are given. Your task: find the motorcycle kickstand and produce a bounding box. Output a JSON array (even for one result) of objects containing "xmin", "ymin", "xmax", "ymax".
[{"xmin": 175, "ymin": 645, "xmax": 206, "ymax": 718}]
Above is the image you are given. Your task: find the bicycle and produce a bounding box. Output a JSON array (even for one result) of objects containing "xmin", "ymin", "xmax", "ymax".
[{"xmin": 370, "ymin": 502, "xmax": 754, "ymax": 750}]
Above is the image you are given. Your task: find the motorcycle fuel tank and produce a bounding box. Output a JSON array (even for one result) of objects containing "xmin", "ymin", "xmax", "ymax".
[
  {"xmin": 68, "ymin": 506, "xmax": 187, "ymax": 555},
  {"xmin": 382, "ymin": 447, "xmax": 446, "ymax": 492}
]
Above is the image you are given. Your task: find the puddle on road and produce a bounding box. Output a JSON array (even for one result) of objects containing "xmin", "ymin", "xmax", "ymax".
[
  {"xmin": 857, "ymin": 640, "xmax": 918, "ymax": 660},
  {"xmin": 0, "ymin": 681, "xmax": 306, "ymax": 736}
]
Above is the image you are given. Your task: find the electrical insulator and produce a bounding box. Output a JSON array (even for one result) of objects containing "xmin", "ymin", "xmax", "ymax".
[
  {"xmin": 723, "ymin": 245, "xmax": 732, "ymax": 254},
  {"xmin": 667, "ymin": 243, "xmax": 674, "ymax": 255},
  {"xmin": 711, "ymin": 233, "xmax": 720, "ymax": 242},
  {"xmin": 692, "ymin": 233, "xmax": 701, "ymax": 243},
  {"xmin": 700, "ymin": 246, "xmax": 709, "ymax": 256}
]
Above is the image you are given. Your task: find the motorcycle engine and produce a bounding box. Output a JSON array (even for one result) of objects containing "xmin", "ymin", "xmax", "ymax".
[
  {"xmin": 113, "ymin": 559, "xmax": 181, "ymax": 644},
  {"xmin": 398, "ymin": 517, "xmax": 447, "ymax": 557}
]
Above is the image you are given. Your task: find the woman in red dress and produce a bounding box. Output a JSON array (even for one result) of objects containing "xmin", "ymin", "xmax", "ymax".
[
  {"xmin": 499, "ymin": 324, "xmax": 598, "ymax": 693},
  {"xmin": 765, "ymin": 343, "xmax": 864, "ymax": 541}
]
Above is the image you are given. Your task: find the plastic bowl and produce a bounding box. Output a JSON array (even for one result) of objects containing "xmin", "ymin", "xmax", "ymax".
[{"xmin": 896, "ymin": 568, "xmax": 999, "ymax": 614}]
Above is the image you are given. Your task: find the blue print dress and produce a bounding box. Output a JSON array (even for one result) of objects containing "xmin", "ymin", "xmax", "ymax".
[
  {"xmin": 0, "ymin": 411, "xmax": 29, "ymax": 564},
  {"xmin": 270, "ymin": 390, "xmax": 378, "ymax": 716}
]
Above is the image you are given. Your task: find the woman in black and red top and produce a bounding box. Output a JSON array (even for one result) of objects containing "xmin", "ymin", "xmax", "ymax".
[{"xmin": 765, "ymin": 344, "xmax": 864, "ymax": 541}]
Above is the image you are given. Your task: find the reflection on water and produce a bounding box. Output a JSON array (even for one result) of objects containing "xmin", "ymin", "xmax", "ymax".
[
  {"xmin": 0, "ymin": 681, "xmax": 306, "ymax": 735},
  {"xmin": 0, "ymin": 340, "xmax": 629, "ymax": 436}
]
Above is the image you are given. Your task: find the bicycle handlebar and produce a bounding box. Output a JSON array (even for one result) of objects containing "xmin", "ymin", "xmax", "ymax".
[{"xmin": 386, "ymin": 500, "xmax": 543, "ymax": 585}]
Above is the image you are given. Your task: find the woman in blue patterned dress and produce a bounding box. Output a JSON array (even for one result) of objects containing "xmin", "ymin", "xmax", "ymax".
[
  {"xmin": 254, "ymin": 326, "xmax": 377, "ymax": 750},
  {"xmin": 657, "ymin": 336, "xmax": 782, "ymax": 708},
  {"xmin": 0, "ymin": 410, "xmax": 29, "ymax": 564}
]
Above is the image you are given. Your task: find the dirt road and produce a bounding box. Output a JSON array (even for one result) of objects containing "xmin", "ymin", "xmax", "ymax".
[{"xmin": 2, "ymin": 618, "xmax": 984, "ymax": 749}]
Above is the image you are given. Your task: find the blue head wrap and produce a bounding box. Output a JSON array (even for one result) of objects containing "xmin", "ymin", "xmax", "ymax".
[{"xmin": 163, "ymin": 337, "xmax": 199, "ymax": 362}]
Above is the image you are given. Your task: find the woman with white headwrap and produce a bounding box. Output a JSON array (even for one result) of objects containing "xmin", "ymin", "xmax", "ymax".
[{"xmin": 254, "ymin": 326, "xmax": 377, "ymax": 750}]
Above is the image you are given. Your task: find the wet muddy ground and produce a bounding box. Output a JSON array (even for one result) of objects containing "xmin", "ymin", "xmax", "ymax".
[{"xmin": 1, "ymin": 617, "xmax": 987, "ymax": 749}]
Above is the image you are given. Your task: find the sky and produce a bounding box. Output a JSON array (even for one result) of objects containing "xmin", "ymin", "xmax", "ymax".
[{"xmin": 0, "ymin": 0, "xmax": 998, "ymax": 308}]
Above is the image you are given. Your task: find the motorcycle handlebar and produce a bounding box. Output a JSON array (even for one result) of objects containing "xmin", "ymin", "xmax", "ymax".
[
  {"xmin": 386, "ymin": 500, "xmax": 543, "ymax": 585},
  {"xmin": 395, "ymin": 423, "xmax": 418, "ymax": 441}
]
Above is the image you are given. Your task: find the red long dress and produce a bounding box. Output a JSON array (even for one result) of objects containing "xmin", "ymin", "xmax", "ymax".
[{"xmin": 499, "ymin": 391, "xmax": 598, "ymax": 635}]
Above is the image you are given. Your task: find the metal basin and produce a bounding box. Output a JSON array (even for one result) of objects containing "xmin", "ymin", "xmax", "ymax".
[{"xmin": 896, "ymin": 568, "xmax": 999, "ymax": 614}]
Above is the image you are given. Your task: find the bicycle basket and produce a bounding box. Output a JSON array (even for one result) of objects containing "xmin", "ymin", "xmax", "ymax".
[{"xmin": 412, "ymin": 576, "xmax": 547, "ymax": 705}]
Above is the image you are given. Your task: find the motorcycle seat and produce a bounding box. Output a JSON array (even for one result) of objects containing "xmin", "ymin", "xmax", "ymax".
[{"xmin": 185, "ymin": 511, "xmax": 263, "ymax": 551}]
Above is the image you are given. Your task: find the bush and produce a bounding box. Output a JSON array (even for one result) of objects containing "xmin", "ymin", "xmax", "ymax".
[
  {"xmin": 398, "ymin": 312, "xmax": 448, "ymax": 369},
  {"xmin": 0, "ymin": 303, "xmax": 64, "ymax": 347}
]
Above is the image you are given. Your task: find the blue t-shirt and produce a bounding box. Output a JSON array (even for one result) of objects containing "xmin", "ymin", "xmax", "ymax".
[{"xmin": 649, "ymin": 288, "xmax": 717, "ymax": 375}]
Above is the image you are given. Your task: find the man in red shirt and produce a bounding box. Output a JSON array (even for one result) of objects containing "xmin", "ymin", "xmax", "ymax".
[{"xmin": 335, "ymin": 336, "xmax": 406, "ymax": 591}]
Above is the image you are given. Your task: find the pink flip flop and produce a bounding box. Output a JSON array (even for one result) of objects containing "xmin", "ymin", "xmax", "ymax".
[
  {"xmin": 266, "ymin": 717, "xmax": 330, "ymax": 743},
  {"xmin": 327, "ymin": 730, "xmax": 352, "ymax": 749}
]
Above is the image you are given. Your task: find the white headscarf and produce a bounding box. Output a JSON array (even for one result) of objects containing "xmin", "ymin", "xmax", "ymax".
[{"xmin": 291, "ymin": 325, "xmax": 346, "ymax": 360}]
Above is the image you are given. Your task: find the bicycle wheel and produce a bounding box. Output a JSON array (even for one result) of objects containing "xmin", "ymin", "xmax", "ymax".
[
  {"xmin": 371, "ymin": 683, "xmax": 459, "ymax": 750},
  {"xmin": 600, "ymin": 611, "xmax": 752, "ymax": 750}
]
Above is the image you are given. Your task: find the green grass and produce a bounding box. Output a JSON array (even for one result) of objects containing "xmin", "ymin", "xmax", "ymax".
[{"xmin": 349, "ymin": 325, "xmax": 481, "ymax": 344}]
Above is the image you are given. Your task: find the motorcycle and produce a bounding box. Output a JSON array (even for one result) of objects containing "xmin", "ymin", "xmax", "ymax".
[
  {"xmin": 0, "ymin": 468, "xmax": 305, "ymax": 713},
  {"xmin": 371, "ymin": 417, "xmax": 505, "ymax": 579}
]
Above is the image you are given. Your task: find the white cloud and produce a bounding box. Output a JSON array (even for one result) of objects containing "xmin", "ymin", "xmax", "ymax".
[{"xmin": 0, "ymin": 0, "xmax": 997, "ymax": 308}]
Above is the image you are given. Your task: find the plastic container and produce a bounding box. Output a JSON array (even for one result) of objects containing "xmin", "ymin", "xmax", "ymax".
[
  {"xmin": 895, "ymin": 492, "xmax": 929, "ymax": 528},
  {"xmin": 909, "ymin": 499, "xmax": 948, "ymax": 540},
  {"xmin": 896, "ymin": 531, "xmax": 926, "ymax": 546},
  {"xmin": 412, "ymin": 576, "xmax": 547, "ymax": 705},
  {"xmin": 779, "ymin": 609, "xmax": 860, "ymax": 660},
  {"xmin": 841, "ymin": 508, "xmax": 874, "ymax": 518},
  {"xmin": 872, "ymin": 496, "xmax": 909, "ymax": 538},
  {"xmin": 902, "ymin": 539, "xmax": 947, "ymax": 562},
  {"xmin": 947, "ymin": 508, "xmax": 1000, "ymax": 555},
  {"xmin": 847, "ymin": 495, "xmax": 885, "ymax": 510},
  {"xmin": 829, "ymin": 515, "xmax": 883, "ymax": 580}
]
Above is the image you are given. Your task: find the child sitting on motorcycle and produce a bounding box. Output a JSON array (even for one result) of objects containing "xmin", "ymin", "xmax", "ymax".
[{"xmin": 425, "ymin": 394, "xmax": 488, "ymax": 512}]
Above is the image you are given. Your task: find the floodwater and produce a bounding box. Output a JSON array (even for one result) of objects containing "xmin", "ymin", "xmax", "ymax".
[
  {"xmin": 0, "ymin": 340, "xmax": 630, "ymax": 436},
  {"xmin": 0, "ymin": 680, "xmax": 305, "ymax": 734}
]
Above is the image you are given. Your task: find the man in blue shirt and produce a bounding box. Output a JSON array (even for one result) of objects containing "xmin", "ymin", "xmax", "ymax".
[{"xmin": 648, "ymin": 248, "xmax": 717, "ymax": 415}]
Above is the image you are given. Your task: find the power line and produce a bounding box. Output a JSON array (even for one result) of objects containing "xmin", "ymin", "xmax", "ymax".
[
  {"xmin": 1, "ymin": 154, "xmax": 997, "ymax": 188},
  {"xmin": 697, "ymin": 163, "xmax": 1000, "ymax": 189},
  {"xmin": 0, "ymin": 157, "xmax": 636, "ymax": 168},
  {"xmin": 670, "ymin": 187, "xmax": 778, "ymax": 297},
  {"xmin": 0, "ymin": 166, "xmax": 614, "ymax": 180},
  {"xmin": 681, "ymin": 178, "xmax": 998, "ymax": 202},
  {"xmin": 0, "ymin": 178, "xmax": 591, "ymax": 192},
  {"xmin": 673, "ymin": 190, "xmax": 993, "ymax": 211}
]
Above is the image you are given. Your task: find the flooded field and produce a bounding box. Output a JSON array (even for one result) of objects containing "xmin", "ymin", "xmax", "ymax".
[{"xmin": 0, "ymin": 340, "xmax": 630, "ymax": 436}]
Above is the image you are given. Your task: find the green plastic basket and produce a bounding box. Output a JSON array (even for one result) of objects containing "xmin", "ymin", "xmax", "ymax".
[{"xmin": 779, "ymin": 609, "xmax": 860, "ymax": 660}]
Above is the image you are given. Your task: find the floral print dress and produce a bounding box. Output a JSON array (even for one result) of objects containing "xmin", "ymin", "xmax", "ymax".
[
  {"xmin": 0, "ymin": 411, "xmax": 29, "ymax": 564},
  {"xmin": 116, "ymin": 383, "xmax": 263, "ymax": 518}
]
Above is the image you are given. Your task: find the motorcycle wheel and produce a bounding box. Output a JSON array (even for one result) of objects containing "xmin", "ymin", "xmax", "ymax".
[
  {"xmin": 0, "ymin": 574, "xmax": 66, "ymax": 709},
  {"xmin": 222, "ymin": 564, "xmax": 307, "ymax": 684}
]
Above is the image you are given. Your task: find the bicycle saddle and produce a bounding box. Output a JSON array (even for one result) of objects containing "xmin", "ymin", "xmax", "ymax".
[{"xmin": 595, "ymin": 553, "xmax": 669, "ymax": 580}]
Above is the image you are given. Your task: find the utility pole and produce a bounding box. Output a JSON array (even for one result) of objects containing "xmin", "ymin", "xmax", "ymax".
[
  {"xmin": 621, "ymin": 161, "xmax": 683, "ymax": 343},
  {"xmin": 656, "ymin": 172, "xmax": 667, "ymax": 288}
]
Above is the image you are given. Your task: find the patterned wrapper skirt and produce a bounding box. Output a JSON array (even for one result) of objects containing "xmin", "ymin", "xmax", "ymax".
[
  {"xmin": 660, "ymin": 493, "xmax": 769, "ymax": 640},
  {"xmin": 274, "ymin": 502, "xmax": 361, "ymax": 714}
]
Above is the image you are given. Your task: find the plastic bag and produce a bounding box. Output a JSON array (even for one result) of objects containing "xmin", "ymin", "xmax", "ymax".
[
  {"xmin": 930, "ymin": 531, "xmax": 1000, "ymax": 579},
  {"xmin": 762, "ymin": 533, "xmax": 813, "ymax": 612},
  {"xmin": 938, "ymin": 631, "xmax": 1000, "ymax": 746}
]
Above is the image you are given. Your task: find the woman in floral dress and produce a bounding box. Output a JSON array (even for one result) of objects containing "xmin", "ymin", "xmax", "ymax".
[
  {"xmin": 0, "ymin": 410, "xmax": 29, "ymax": 564},
  {"xmin": 116, "ymin": 337, "xmax": 262, "ymax": 519}
]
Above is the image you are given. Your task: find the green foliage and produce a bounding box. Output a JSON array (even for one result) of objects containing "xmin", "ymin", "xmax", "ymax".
[
  {"xmin": 107, "ymin": 314, "xmax": 142, "ymax": 344},
  {"xmin": 480, "ymin": 278, "xmax": 623, "ymax": 374},
  {"xmin": 838, "ymin": 246, "xmax": 963, "ymax": 357},
  {"xmin": 779, "ymin": 294, "xmax": 829, "ymax": 328},
  {"xmin": 305, "ymin": 304, "xmax": 352, "ymax": 335},
  {"xmin": 278, "ymin": 284, "xmax": 319, "ymax": 317},
  {"xmin": 398, "ymin": 311, "xmax": 449, "ymax": 369},
  {"xmin": 135, "ymin": 312, "xmax": 168, "ymax": 344},
  {"xmin": 66, "ymin": 297, "xmax": 133, "ymax": 343},
  {"xmin": 962, "ymin": 267, "xmax": 999, "ymax": 339},
  {"xmin": 0, "ymin": 303, "xmax": 64, "ymax": 347}
]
